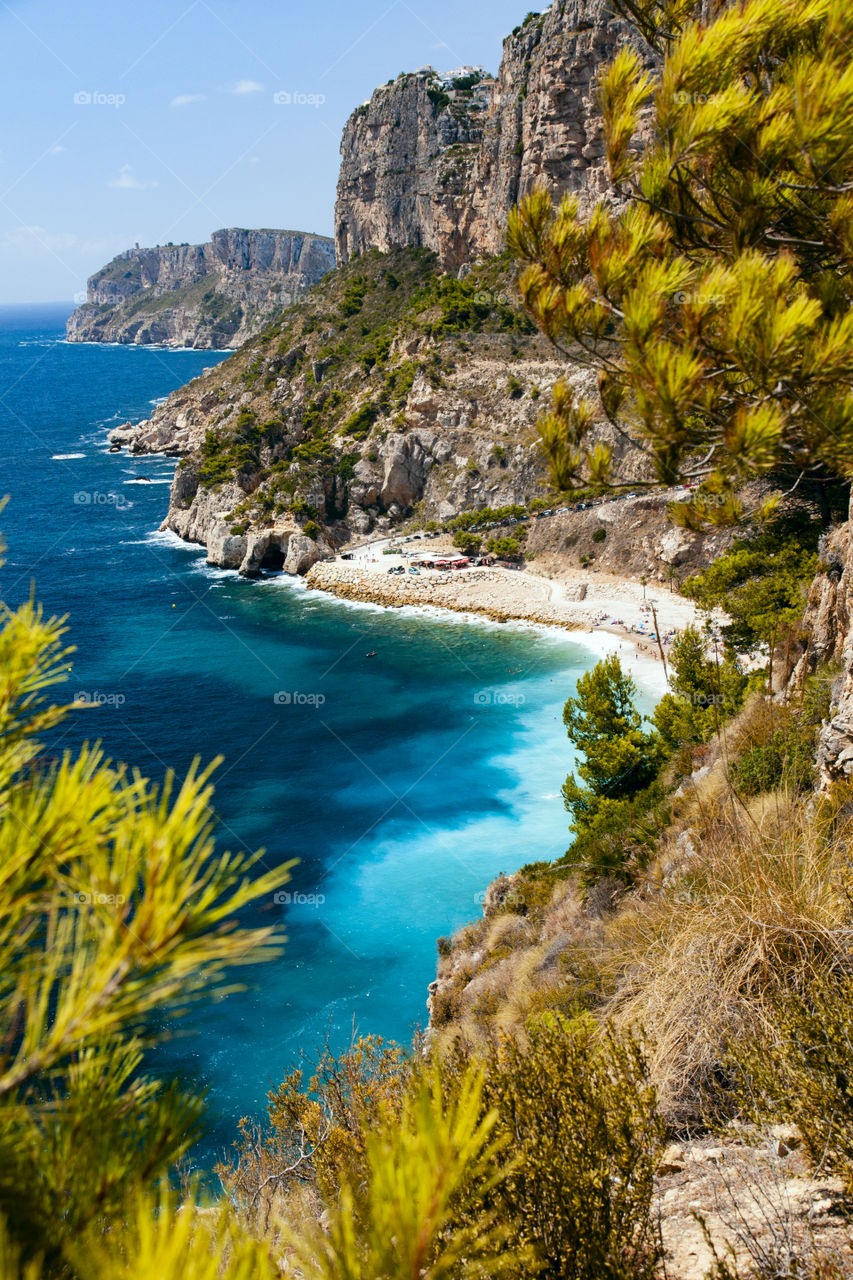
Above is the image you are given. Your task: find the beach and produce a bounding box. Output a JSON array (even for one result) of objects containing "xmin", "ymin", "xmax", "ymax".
[{"xmin": 305, "ymin": 535, "xmax": 715, "ymax": 665}]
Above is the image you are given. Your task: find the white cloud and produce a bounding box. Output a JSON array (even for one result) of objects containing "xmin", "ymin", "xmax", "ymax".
[
  {"xmin": 108, "ymin": 164, "xmax": 157, "ymax": 191},
  {"xmin": 231, "ymin": 79, "xmax": 264, "ymax": 95},
  {"xmin": 170, "ymin": 93, "xmax": 205, "ymax": 107},
  {"xmin": 48, "ymin": 145, "xmax": 68, "ymax": 155}
]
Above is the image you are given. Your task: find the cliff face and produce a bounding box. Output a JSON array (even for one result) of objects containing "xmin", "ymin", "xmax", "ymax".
[
  {"xmin": 66, "ymin": 229, "xmax": 336, "ymax": 349},
  {"xmin": 792, "ymin": 498, "xmax": 853, "ymax": 784},
  {"xmin": 335, "ymin": 3, "xmax": 648, "ymax": 270},
  {"xmin": 106, "ymin": 248, "xmax": 655, "ymax": 577}
]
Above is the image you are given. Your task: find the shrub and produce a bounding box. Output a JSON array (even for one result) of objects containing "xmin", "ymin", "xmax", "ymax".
[
  {"xmin": 729, "ymin": 683, "xmax": 830, "ymax": 797},
  {"xmin": 454, "ymin": 531, "xmax": 482, "ymax": 554},
  {"xmin": 302, "ymin": 520, "xmax": 321, "ymax": 541},
  {"xmin": 683, "ymin": 512, "xmax": 825, "ymax": 652},
  {"xmin": 339, "ymin": 276, "xmax": 367, "ymax": 318},
  {"xmin": 487, "ymin": 536, "xmax": 521, "ymax": 559},
  {"xmin": 653, "ymin": 627, "xmax": 748, "ymax": 751},
  {"xmin": 482, "ymin": 1014, "xmax": 664, "ymax": 1280},
  {"xmin": 604, "ymin": 794, "xmax": 853, "ymax": 1125},
  {"xmin": 340, "ymin": 401, "xmax": 379, "ymax": 439},
  {"xmin": 506, "ymin": 375, "xmax": 523, "ymax": 399},
  {"xmin": 198, "ymin": 429, "xmax": 234, "ymax": 488},
  {"xmin": 591, "ymin": 526, "xmax": 606, "ymax": 543},
  {"xmin": 0, "ymin": 558, "xmax": 289, "ymax": 1270},
  {"xmin": 729, "ymin": 963, "xmax": 853, "ymax": 1194}
]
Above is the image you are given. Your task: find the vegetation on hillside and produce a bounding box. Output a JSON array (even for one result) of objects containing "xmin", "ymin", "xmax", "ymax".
[
  {"xmin": 509, "ymin": 0, "xmax": 853, "ymax": 528},
  {"xmin": 7, "ymin": 0, "xmax": 853, "ymax": 1276}
]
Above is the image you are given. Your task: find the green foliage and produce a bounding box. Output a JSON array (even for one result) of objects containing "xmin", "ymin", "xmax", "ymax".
[
  {"xmin": 652, "ymin": 626, "xmax": 747, "ymax": 750},
  {"xmin": 563, "ymin": 656, "xmax": 664, "ymax": 837},
  {"xmin": 451, "ymin": 503, "xmax": 527, "ymax": 531},
  {"xmin": 0, "ymin": 575, "xmax": 290, "ymax": 1270},
  {"xmin": 591, "ymin": 526, "xmax": 607, "ymax": 543},
  {"xmin": 453, "ymin": 531, "xmax": 482, "ymax": 554},
  {"xmin": 728, "ymin": 962, "xmax": 853, "ymax": 1195},
  {"xmin": 683, "ymin": 513, "xmax": 822, "ymax": 649},
  {"xmin": 729, "ymin": 683, "xmax": 831, "ymax": 797},
  {"xmin": 487, "ymin": 536, "xmax": 522, "ymax": 559},
  {"xmin": 506, "ymin": 375, "xmax": 524, "ymax": 399},
  {"xmin": 340, "ymin": 401, "xmax": 379, "ymax": 439},
  {"xmin": 508, "ymin": 0, "xmax": 853, "ymax": 517},
  {"xmin": 481, "ymin": 1015, "xmax": 664, "ymax": 1280},
  {"xmin": 197, "ymin": 429, "xmax": 234, "ymax": 488},
  {"xmin": 284, "ymin": 1066, "xmax": 524, "ymax": 1280},
  {"xmin": 565, "ymin": 780, "xmax": 670, "ymax": 887},
  {"xmin": 302, "ymin": 520, "xmax": 321, "ymax": 541},
  {"xmin": 220, "ymin": 1017, "xmax": 663, "ymax": 1280},
  {"xmin": 339, "ymin": 276, "xmax": 367, "ymax": 318},
  {"xmin": 427, "ymin": 86, "xmax": 450, "ymax": 113},
  {"xmin": 418, "ymin": 273, "xmax": 534, "ymax": 338}
]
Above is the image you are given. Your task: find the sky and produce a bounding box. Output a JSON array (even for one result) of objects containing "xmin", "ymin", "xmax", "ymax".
[{"xmin": 0, "ymin": 0, "xmax": 529, "ymax": 303}]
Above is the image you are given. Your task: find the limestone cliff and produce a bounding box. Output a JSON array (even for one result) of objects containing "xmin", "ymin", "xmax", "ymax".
[
  {"xmin": 792, "ymin": 498, "xmax": 853, "ymax": 784},
  {"xmin": 67, "ymin": 229, "xmax": 335, "ymax": 349},
  {"xmin": 107, "ymin": 250, "xmax": 587, "ymax": 575},
  {"xmin": 335, "ymin": 3, "xmax": 650, "ymax": 269}
]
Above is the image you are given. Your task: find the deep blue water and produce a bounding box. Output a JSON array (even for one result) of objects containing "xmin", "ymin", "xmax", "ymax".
[{"xmin": 0, "ymin": 304, "xmax": 653, "ymax": 1164}]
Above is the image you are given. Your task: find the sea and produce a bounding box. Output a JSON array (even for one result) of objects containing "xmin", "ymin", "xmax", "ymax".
[{"xmin": 0, "ymin": 302, "xmax": 661, "ymax": 1165}]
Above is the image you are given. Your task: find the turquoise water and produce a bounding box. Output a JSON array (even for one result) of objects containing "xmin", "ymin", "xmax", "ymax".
[{"xmin": 0, "ymin": 304, "xmax": 653, "ymax": 1161}]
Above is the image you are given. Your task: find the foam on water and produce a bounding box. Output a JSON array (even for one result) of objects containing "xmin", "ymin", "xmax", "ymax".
[{"xmin": 0, "ymin": 304, "xmax": 666, "ymax": 1162}]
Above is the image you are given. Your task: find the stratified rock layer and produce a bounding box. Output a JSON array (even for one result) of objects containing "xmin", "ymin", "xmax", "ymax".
[
  {"xmin": 66, "ymin": 229, "xmax": 335, "ymax": 349},
  {"xmin": 335, "ymin": 3, "xmax": 649, "ymax": 269}
]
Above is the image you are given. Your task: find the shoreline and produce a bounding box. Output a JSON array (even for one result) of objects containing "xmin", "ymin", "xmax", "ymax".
[{"xmin": 303, "ymin": 556, "xmax": 705, "ymax": 693}]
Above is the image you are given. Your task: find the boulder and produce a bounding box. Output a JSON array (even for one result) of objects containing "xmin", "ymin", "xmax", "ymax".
[{"xmin": 284, "ymin": 534, "xmax": 320, "ymax": 575}]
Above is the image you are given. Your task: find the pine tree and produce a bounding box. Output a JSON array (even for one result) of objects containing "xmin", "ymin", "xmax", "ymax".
[
  {"xmin": 0, "ymin": 560, "xmax": 291, "ymax": 1270},
  {"xmin": 508, "ymin": 0, "xmax": 853, "ymax": 524},
  {"xmin": 562, "ymin": 656, "xmax": 663, "ymax": 831}
]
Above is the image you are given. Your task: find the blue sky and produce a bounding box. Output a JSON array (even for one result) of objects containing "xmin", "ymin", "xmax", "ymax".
[{"xmin": 0, "ymin": 0, "xmax": 528, "ymax": 302}]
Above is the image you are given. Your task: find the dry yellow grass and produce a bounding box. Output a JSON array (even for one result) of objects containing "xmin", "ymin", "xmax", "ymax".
[{"xmin": 601, "ymin": 791, "xmax": 853, "ymax": 1125}]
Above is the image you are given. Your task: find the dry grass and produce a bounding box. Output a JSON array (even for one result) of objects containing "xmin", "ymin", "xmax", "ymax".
[
  {"xmin": 431, "ymin": 687, "xmax": 853, "ymax": 1128},
  {"xmin": 601, "ymin": 791, "xmax": 853, "ymax": 1126}
]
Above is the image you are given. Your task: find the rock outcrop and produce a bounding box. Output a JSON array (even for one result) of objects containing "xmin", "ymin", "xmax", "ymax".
[
  {"xmin": 793, "ymin": 498, "xmax": 853, "ymax": 784},
  {"xmin": 336, "ymin": 3, "xmax": 650, "ymax": 269},
  {"xmin": 67, "ymin": 229, "xmax": 335, "ymax": 349}
]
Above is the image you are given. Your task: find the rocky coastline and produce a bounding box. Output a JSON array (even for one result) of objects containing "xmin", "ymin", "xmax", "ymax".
[{"xmin": 67, "ymin": 228, "xmax": 335, "ymax": 349}]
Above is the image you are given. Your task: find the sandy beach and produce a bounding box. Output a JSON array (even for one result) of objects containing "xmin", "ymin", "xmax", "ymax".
[{"xmin": 305, "ymin": 535, "xmax": 718, "ymax": 670}]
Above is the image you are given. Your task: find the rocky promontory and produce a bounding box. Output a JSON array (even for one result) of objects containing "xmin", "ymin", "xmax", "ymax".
[
  {"xmin": 67, "ymin": 228, "xmax": 335, "ymax": 349},
  {"xmin": 335, "ymin": 3, "xmax": 651, "ymax": 269}
]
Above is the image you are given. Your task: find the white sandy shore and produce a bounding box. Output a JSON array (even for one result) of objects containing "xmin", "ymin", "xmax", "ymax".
[{"xmin": 305, "ymin": 535, "xmax": 723, "ymax": 690}]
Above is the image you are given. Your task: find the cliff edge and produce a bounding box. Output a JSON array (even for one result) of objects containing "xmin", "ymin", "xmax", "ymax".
[
  {"xmin": 66, "ymin": 228, "xmax": 335, "ymax": 349},
  {"xmin": 335, "ymin": 3, "xmax": 649, "ymax": 269}
]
